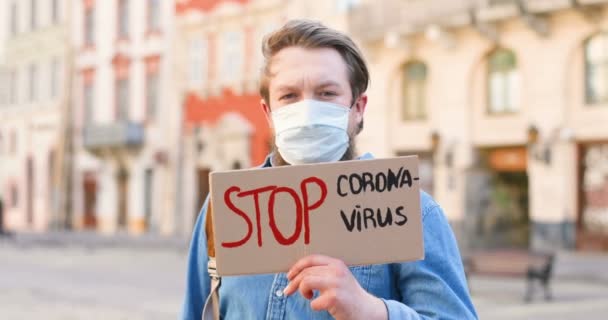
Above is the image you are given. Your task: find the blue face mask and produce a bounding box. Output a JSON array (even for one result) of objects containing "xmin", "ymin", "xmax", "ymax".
[{"xmin": 271, "ymin": 99, "xmax": 350, "ymax": 165}]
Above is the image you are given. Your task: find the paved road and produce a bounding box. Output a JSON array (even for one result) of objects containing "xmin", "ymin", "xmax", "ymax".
[
  {"xmin": 473, "ymin": 276, "xmax": 608, "ymax": 319},
  {"xmin": 2, "ymin": 239, "xmax": 608, "ymax": 319},
  {"xmin": 0, "ymin": 243, "xmax": 188, "ymax": 319}
]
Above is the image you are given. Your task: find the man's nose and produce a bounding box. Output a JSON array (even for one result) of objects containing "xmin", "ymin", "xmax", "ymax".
[{"xmin": 301, "ymin": 91, "xmax": 317, "ymax": 101}]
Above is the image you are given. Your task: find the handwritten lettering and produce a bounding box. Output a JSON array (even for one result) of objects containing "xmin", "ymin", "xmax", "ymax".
[
  {"xmin": 221, "ymin": 176, "xmax": 327, "ymax": 248},
  {"xmin": 340, "ymin": 205, "xmax": 407, "ymax": 232},
  {"xmin": 337, "ymin": 167, "xmax": 414, "ymax": 197}
]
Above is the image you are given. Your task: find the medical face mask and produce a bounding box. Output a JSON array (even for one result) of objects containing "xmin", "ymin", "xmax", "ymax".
[{"xmin": 271, "ymin": 99, "xmax": 351, "ymax": 165}]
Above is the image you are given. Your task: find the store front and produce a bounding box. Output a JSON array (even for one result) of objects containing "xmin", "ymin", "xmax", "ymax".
[
  {"xmin": 577, "ymin": 141, "xmax": 608, "ymax": 251},
  {"xmin": 466, "ymin": 147, "xmax": 530, "ymax": 249}
]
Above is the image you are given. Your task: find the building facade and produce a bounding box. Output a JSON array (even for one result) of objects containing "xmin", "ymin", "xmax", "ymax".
[
  {"xmin": 348, "ymin": 0, "xmax": 608, "ymax": 251},
  {"xmin": 0, "ymin": 0, "xmax": 70, "ymax": 232},
  {"xmin": 71, "ymin": 0, "xmax": 179, "ymax": 235}
]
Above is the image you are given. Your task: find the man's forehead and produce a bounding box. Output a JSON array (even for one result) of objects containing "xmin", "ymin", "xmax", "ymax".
[{"xmin": 269, "ymin": 46, "xmax": 349, "ymax": 87}]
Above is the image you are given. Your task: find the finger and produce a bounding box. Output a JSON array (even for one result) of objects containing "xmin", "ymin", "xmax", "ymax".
[
  {"xmin": 283, "ymin": 266, "xmax": 330, "ymax": 296},
  {"xmin": 299, "ymin": 274, "xmax": 337, "ymax": 300},
  {"xmin": 287, "ymin": 254, "xmax": 337, "ymax": 280},
  {"xmin": 310, "ymin": 289, "xmax": 340, "ymax": 311}
]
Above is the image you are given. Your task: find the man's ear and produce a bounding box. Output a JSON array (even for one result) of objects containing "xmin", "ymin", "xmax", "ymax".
[
  {"xmin": 261, "ymin": 99, "xmax": 273, "ymax": 128},
  {"xmin": 354, "ymin": 94, "xmax": 368, "ymax": 124}
]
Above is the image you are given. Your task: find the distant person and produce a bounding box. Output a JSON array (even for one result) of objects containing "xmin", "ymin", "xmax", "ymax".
[
  {"xmin": 0, "ymin": 198, "xmax": 4, "ymax": 235},
  {"xmin": 182, "ymin": 20, "xmax": 478, "ymax": 320}
]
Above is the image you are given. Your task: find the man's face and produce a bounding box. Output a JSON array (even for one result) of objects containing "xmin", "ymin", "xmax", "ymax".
[{"xmin": 261, "ymin": 46, "xmax": 367, "ymax": 166}]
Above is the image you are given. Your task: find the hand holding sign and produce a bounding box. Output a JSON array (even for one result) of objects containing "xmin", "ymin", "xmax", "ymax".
[
  {"xmin": 283, "ymin": 254, "xmax": 387, "ymax": 320},
  {"xmin": 210, "ymin": 156, "xmax": 423, "ymax": 276}
]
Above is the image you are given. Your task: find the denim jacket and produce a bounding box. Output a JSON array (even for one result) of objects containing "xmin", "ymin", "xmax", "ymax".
[{"xmin": 181, "ymin": 153, "xmax": 478, "ymax": 320}]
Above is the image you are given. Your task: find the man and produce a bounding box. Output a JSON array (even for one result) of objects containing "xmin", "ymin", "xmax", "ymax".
[{"xmin": 182, "ymin": 20, "xmax": 478, "ymax": 320}]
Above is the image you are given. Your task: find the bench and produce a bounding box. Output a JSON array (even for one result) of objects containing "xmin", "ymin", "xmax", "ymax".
[{"xmin": 463, "ymin": 250, "xmax": 555, "ymax": 302}]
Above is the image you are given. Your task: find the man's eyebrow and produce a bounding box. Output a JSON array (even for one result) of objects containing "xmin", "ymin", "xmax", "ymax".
[
  {"xmin": 316, "ymin": 81, "xmax": 342, "ymax": 89},
  {"xmin": 275, "ymin": 84, "xmax": 299, "ymax": 92}
]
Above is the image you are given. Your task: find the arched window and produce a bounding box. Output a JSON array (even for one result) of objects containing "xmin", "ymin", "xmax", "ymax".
[
  {"xmin": 402, "ymin": 61, "xmax": 427, "ymax": 121},
  {"xmin": 585, "ymin": 32, "xmax": 608, "ymax": 105},
  {"xmin": 487, "ymin": 48, "xmax": 519, "ymax": 113}
]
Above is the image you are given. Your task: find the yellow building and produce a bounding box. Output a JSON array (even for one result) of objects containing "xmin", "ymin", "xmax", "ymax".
[{"xmin": 349, "ymin": 0, "xmax": 608, "ymax": 251}]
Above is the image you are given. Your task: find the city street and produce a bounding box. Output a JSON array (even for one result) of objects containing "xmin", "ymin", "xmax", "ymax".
[
  {"xmin": 0, "ymin": 237, "xmax": 188, "ymax": 320},
  {"xmin": 1, "ymin": 235, "xmax": 608, "ymax": 319}
]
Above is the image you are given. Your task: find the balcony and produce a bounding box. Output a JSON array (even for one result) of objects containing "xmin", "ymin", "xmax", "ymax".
[
  {"xmin": 348, "ymin": 0, "xmax": 479, "ymax": 41},
  {"xmin": 347, "ymin": 0, "xmax": 607, "ymax": 42},
  {"xmin": 83, "ymin": 121, "xmax": 144, "ymax": 152}
]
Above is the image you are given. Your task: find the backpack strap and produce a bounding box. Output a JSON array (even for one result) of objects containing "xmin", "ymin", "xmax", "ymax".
[{"xmin": 202, "ymin": 201, "xmax": 221, "ymax": 320}]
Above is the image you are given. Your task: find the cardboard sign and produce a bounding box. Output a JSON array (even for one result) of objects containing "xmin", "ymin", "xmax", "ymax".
[{"xmin": 209, "ymin": 156, "xmax": 424, "ymax": 276}]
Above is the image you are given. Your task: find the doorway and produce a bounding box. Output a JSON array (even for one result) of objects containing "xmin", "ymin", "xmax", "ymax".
[
  {"xmin": 26, "ymin": 157, "xmax": 34, "ymax": 227},
  {"xmin": 577, "ymin": 142, "xmax": 608, "ymax": 251},
  {"xmin": 144, "ymin": 168, "xmax": 154, "ymax": 232},
  {"xmin": 466, "ymin": 147, "xmax": 530, "ymax": 249},
  {"xmin": 116, "ymin": 167, "xmax": 129, "ymax": 230},
  {"xmin": 83, "ymin": 172, "xmax": 97, "ymax": 229}
]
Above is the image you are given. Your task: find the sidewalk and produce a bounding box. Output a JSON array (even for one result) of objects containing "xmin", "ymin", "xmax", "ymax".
[
  {"xmin": 0, "ymin": 230, "xmax": 190, "ymax": 251},
  {"xmin": 2, "ymin": 231, "xmax": 608, "ymax": 283},
  {"xmin": 553, "ymin": 250, "xmax": 608, "ymax": 284}
]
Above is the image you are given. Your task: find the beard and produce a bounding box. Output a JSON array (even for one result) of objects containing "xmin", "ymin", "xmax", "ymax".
[{"xmin": 271, "ymin": 125, "xmax": 360, "ymax": 167}]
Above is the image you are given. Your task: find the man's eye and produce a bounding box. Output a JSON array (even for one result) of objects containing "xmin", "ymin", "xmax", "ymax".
[
  {"xmin": 321, "ymin": 91, "xmax": 337, "ymax": 97},
  {"xmin": 279, "ymin": 93, "xmax": 296, "ymax": 100}
]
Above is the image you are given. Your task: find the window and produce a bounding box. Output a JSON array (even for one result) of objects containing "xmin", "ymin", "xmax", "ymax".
[
  {"xmin": 83, "ymin": 82, "xmax": 93, "ymax": 124},
  {"xmin": 84, "ymin": 7, "xmax": 94, "ymax": 45},
  {"xmin": 147, "ymin": 0, "xmax": 160, "ymax": 32},
  {"xmin": 335, "ymin": 0, "xmax": 360, "ymax": 13},
  {"xmin": 118, "ymin": 0, "xmax": 129, "ymax": 38},
  {"xmin": 52, "ymin": 0, "xmax": 59, "ymax": 24},
  {"xmin": 28, "ymin": 64, "xmax": 37, "ymax": 102},
  {"xmin": 10, "ymin": 3, "xmax": 18, "ymax": 36},
  {"xmin": 221, "ymin": 31, "xmax": 244, "ymax": 84},
  {"xmin": 188, "ymin": 38, "xmax": 207, "ymax": 88},
  {"xmin": 146, "ymin": 72, "xmax": 159, "ymax": 120},
  {"xmin": 116, "ymin": 79, "xmax": 129, "ymax": 121},
  {"xmin": 402, "ymin": 61, "xmax": 427, "ymax": 120},
  {"xmin": 145, "ymin": 57, "xmax": 160, "ymax": 120},
  {"xmin": 50, "ymin": 58, "xmax": 60, "ymax": 98},
  {"xmin": 30, "ymin": 0, "xmax": 37, "ymax": 30},
  {"xmin": 585, "ymin": 32, "xmax": 608, "ymax": 105},
  {"xmin": 487, "ymin": 48, "xmax": 519, "ymax": 113}
]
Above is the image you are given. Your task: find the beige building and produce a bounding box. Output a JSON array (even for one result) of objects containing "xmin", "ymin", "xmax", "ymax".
[
  {"xmin": 0, "ymin": 0, "xmax": 70, "ymax": 232},
  {"xmin": 348, "ymin": 0, "xmax": 608, "ymax": 251},
  {"xmin": 70, "ymin": 0, "xmax": 179, "ymax": 235}
]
